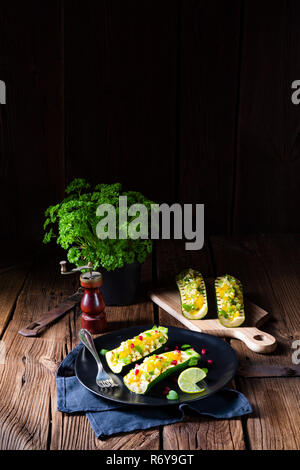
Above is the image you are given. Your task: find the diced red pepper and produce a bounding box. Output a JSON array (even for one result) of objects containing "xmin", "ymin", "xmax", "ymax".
[
  {"xmin": 139, "ymin": 335, "xmax": 143, "ymax": 341},
  {"xmin": 171, "ymin": 360, "xmax": 178, "ymax": 365},
  {"xmin": 135, "ymin": 369, "xmax": 139, "ymax": 376},
  {"xmin": 130, "ymin": 343, "xmax": 134, "ymax": 349},
  {"xmin": 201, "ymin": 348, "xmax": 206, "ymax": 355}
]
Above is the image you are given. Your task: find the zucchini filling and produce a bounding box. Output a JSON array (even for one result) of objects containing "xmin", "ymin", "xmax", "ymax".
[
  {"xmin": 215, "ymin": 274, "xmax": 245, "ymax": 327},
  {"xmin": 176, "ymin": 269, "xmax": 208, "ymax": 319},
  {"xmin": 123, "ymin": 348, "xmax": 200, "ymax": 395},
  {"xmin": 105, "ymin": 326, "xmax": 168, "ymax": 373}
]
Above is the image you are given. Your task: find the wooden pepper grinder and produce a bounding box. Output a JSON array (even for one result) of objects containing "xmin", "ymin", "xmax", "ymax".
[{"xmin": 60, "ymin": 261, "xmax": 107, "ymax": 334}]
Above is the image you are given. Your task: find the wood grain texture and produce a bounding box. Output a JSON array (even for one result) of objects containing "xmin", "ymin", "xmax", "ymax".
[
  {"xmin": 234, "ymin": 0, "xmax": 300, "ymax": 232},
  {"xmin": 0, "ymin": 266, "xmax": 30, "ymax": 336},
  {"xmin": 239, "ymin": 377, "xmax": 300, "ymax": 450},
  {"xmin": 155, "ymin": 239, "xmax": 246, "ymax": 450},
  {"xmin": 0, "ymin": 0, "xmax": 65, "ymax": 243},
  {"xmin": 163, "ymin": 415, "xmax": 245, "ymax": 450},
  {"xmin": 210, "ymin": 235, "xmax": 300, "ymax": 366},
  {"xmin": 0, "ymin": 251, "xmax": 159, "ymax": 450},
  {"xmin": 178, "ymin": 0, "xmax": 241, "ymax": 233},
  {"xmin": 64, "ymin": 0, "xmax": 177, "ymax": 203},
  {"xmin": 1, "ymin": 0, "xmax": 300, "ymax": 242},
  {"xmin": 0, "ymin": 255, "xmax": 75, "ymax": 449},
  {"xmin": 210, "ymin": 234, "xmax": 300, "ymax": 449}
]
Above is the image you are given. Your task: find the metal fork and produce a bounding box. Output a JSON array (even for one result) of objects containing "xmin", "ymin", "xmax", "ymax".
[{"xmin": 78, "ymin": 328, "xmax": 118, "ymax": 389}]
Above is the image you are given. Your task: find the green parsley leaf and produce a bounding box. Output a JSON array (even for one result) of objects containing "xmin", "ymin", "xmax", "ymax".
[{"xmin": 43, "ymin": 179, "xmax": 155, "ymax": 272}]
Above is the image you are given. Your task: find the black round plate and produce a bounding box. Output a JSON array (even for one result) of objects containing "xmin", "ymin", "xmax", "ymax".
[{"xmin": 75, "ymin": 324, "xmax": 238, "ymax": 407}]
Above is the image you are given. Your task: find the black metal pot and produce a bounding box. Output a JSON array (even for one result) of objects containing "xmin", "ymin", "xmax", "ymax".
[{"xmin": 99, "ymin": 260, "xmax": 141, "ymax": 306}]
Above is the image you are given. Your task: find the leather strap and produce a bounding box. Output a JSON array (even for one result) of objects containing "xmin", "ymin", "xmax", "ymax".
[{"xmin": 18, "ymin": 289, "xmax": 83, "ymax": 337}]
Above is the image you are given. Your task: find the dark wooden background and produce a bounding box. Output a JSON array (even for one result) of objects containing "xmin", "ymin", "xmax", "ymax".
[{"xmin": 1, "ymin": 0, "xmax": 300, "ymax": 246}]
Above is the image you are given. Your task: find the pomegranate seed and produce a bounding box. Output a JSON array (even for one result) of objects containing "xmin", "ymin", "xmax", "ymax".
[
  {"xmin": 139, "ymin": 335, "xmax": 143, "ymax": 341},
  {"xmin": 130, "ymin": 343, "xmax": 134, "ymax": 349},
  {"xmin": 164, "ymin": 386, "xmax": 170, "ymax": 392},
  {"xmin": 175, "ymin": 345, "xmax": 179, "ymax": 350},
  {"xmin": 201, "ymin": 348, "xmax": 206, "ymax": 355},
  {"xmin": 171, "ymin": 360, "xmax": 177, "ymax": 365},
  {"xmin": 164, "ymin": 346, "xmax": 169, "ymax": 351},
  {"xmin": 207, "ymin": 359, "xmax": 213, "ymax": 364},
  {"xmin": 155, "ymin": 355, "xmax": 159, "ymax": 358},
  {"xmin": 172, "ymin": 376, "xmax": 178, "ymax": 383}
]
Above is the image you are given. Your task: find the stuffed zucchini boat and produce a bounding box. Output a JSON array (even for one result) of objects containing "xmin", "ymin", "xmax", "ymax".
[
  {"xmin": 123, "ymin": 348, "xmax": 200, "ymax": 395},
  {"xmin": 215, "ymin": 274, "xmax": 245, "ymax": 327},
  {"xmin": 105, "ymin": 326, "xmax": 168, "ymax": 373},
  {"xmin": 176, "ymin": 269, "xmax": 208, "ymax": 320}
]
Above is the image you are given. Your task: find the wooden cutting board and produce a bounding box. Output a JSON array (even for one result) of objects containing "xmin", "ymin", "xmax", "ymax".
[{"xmin": 149, "ymin": 280, "xmax": 277, "ymax": 354}]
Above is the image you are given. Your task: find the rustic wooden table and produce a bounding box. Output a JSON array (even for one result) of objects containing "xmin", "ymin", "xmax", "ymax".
[{"xmin": 0, "ymin": 235, "xmax": 299, "ymax": 450}]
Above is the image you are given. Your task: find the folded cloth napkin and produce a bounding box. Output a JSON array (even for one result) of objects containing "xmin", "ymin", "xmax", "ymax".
[{"xmin": 56, "ymin": 343, "xmax": 252, "ymax": 439}]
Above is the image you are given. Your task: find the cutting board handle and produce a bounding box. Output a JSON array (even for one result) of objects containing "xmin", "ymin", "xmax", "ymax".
[{"xmin": 231, "ymin": 327, "xmax": 277, "ymax": 353}]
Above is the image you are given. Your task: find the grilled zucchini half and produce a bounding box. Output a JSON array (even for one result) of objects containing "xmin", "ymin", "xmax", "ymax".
[
  {"xmin": 215, "ymin": 274, "xmax": 245, "ymax": 327},
  {"xmin": 176, "ymin": 269, "xmax": 208, "ymax": 320},
  {"xmin": 123, "ymin": 348, "xmax": 200, "ymax": 395},
  {"xmin": 105, "ymin": 326, "xmax": 168, "ymax": 373}
]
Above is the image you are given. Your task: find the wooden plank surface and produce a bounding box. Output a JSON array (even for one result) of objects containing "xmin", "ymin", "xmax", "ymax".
[
  {"xmin": 64, "ymin": 0, "xmax": 177, "ymax": 204},
  {"xmin": 0, "ymin": 0, "xmax": 64, "ymax": 243},
  {"xmin": 234, "ymin": 0, "xmax": 300, "ymax": 233},
  {"xmin": 178, "ymin": 0, "xmax": 241, "ymax": 232},
  {"xmin": 0, "ymin": 266, "xmax": 30, "ymax": 336},
  {"xmin": 1, "ymin": 236, "xmax": 300, "ymax": 449},
  {"xmin": 0, "ymin": 250, "xmax": 159, "ymax": 450},
  {"xmin": 0, "ymin": 253, "xmax": 74, "ymax": 449},
  {"xmin": 210, "ymin": 235, "xmax": 300, "ymax": 449},
  {"xmin": 156, "ymin": 240, "xmax": 246, "ymax": 450}
]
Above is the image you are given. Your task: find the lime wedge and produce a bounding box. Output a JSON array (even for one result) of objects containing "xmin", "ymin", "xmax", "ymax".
[{"xmin": 178, "ymin": 367, "xmax": 206, "ymax": 394}]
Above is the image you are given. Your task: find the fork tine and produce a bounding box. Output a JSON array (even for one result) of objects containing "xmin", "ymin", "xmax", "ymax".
[
  {"xmin": 79, "ymin": 328, "xmax": 119, "ymax": 390},
  {"xmin": 97, "ymin": 378, "xmax": 116, "ymax": 389}
]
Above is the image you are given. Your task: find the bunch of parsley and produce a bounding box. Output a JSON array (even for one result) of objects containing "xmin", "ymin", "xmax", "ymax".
[{"xmin": 43, "ymin": 178, "xmax": 154, "ymax": 271}]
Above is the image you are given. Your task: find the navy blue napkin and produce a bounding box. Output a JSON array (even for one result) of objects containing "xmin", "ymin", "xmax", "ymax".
[{"xmin": 56, "ymin": 343, "xmax": 252, "ymax": 439}]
